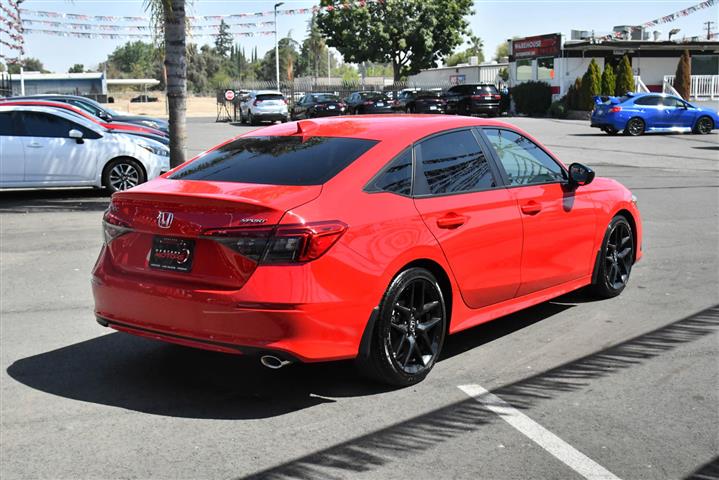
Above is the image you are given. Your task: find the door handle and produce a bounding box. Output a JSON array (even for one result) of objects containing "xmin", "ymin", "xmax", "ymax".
[
  {"xmin": 520, "ymin": 201, "xmax": 542, "ymax": 215},
  {"xmin": 27, "ymin": 142, "xmax": 43, "ymax": 148},
  {"xmin": 436, "ymin": 213, "xmax": 467, "ymax": 229}
]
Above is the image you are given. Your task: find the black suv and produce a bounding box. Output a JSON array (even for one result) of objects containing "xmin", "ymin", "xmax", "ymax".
[{"xmin": 444, "ymin": 84, "xmax": 502, "ymax": 117}]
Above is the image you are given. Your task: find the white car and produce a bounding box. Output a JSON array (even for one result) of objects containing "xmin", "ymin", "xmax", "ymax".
[
  {"xmin": 0, "ymin": 105, "xmax": 170, "ymax": 193},
  {"xmin": 239, "ymin": 90, "xmax": 289, "ymax": 125}
]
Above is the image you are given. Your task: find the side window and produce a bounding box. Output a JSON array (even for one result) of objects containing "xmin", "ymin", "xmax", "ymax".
[
  {"xmin": 366, "ymin": 148, "xmax": 412, "ymax": 195},
  {"xmin": 414, "ymin": 129, "xmax": 496, "ymax": 196},
  {"xmin": 633, "ymin": 96, "xmax": 661, "ymax": 106},
  {"xmin": 68, "ymin": 99, "xmax": 100, "ymax": 116},
  {"xmin": 484, "ymin": 128, "xmax": 565, "ymax": 186},
  {"xmin": 18, "ymin": 112, "xmax": 83, "ymax": 138},
  {"xmin": 662, "ymin": 97, "xmax": 686, "ymax": 108},
  {"xmin": 0, "ymin": 112, "xmax": 15, "ymax": 135}
]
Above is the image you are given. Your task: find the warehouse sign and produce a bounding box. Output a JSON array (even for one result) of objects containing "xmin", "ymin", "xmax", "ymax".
[{"xmin": 511, "ymin": 33, "xmax": 562, "ymax": 59}]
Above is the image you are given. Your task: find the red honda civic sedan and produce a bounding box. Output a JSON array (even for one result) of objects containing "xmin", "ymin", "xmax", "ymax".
[{"xmin": 92, "ymin": 115, "xmax": 642, "ymax": 386}]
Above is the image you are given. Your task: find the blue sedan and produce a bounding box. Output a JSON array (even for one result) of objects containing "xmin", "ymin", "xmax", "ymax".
[{"xmin": 591, "ymin": 93, "xmax": 718, "ymax": 136}]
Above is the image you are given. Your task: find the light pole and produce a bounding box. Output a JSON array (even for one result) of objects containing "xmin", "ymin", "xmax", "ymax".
[{"xmin": 274, "ymin": 2, "xmax": 284, "ymax": 91}]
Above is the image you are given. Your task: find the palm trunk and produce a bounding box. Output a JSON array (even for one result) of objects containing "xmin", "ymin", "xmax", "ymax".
[{"xmin": 164, "ymin": 0, "xmax": 187, "ymax": 167}]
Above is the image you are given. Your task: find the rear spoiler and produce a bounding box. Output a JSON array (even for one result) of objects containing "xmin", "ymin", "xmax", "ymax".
[{"xmin": 593, "ymin": 95, "xmax": 622, "ymax": 105}]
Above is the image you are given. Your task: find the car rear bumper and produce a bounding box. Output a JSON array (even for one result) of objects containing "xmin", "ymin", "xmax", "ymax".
[
  {"xmin": 91, "ymin": 246, "xmax": 372, "ymax": 362},
  {"xmin": 252, "ymin": 112, "xmax": 288, "ymax": 121},
  {"xmin": 470, "ymin": 102, "xmax": 501, "ymax": 114}
]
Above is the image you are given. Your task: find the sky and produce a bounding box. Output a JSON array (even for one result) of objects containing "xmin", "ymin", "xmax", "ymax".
[{"xmin": 4, "ymin": 0, "xmax": 718, "ymax": 73}]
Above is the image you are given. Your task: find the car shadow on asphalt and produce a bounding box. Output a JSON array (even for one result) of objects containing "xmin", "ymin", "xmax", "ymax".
[
  {"xmin": 7, "ymin": 292, "xmax": 591, "ymax": 420},
  {"xmin": 238, "ymin": 304, "xmax": 719, "ymax": 480},
  {"xmin": 0, "ymin": 188, "xmax": 110, "ymax": 213}
]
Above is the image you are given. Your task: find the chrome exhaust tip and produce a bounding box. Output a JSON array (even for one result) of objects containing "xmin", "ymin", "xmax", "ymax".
[{"xmin": 260, "ymin": 355, "xmax": 292, "ymax": 370}]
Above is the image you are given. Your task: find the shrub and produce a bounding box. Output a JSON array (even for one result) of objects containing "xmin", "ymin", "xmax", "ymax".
[
  {"xmin": 615, "ymin": 54, "xmax": 634, "ymax": 96},
  {"xmin": 549, "ymin": 98, "xmax": 567, "ymax": 118},
  {"xmin": 566, "ymin": 77, "xmax": 582, "ymax": 110},
  {"xmin": 601, "ymin": 64, "xmax": 615, "ymax": 96},
  {"xmin": 579, "ymin": 59, "xmax": 601, "ymax": 110},
  {"xmin": 673, "ymin": 50, "xmax": 691, "ymax": 100},
  {"xmin": 511, "ymin": 81, "xmax": 552, "ymax": 116}
]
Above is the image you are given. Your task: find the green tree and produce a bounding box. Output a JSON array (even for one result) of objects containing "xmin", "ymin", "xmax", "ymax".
[
  {"xmin": 145, "ymin": 0, "xmax": 188, "ymax": 168},
  {"xmin": 215, "ymin": 19, "xmax": 232, "ymax": 57},
  {"xmin": 261, "ymin": 36, "xmax": 300, "ymax": 82},
  {"xmin": 579, "ymin": 59, "xmax": 601, "ymax": 110},
  {"xmin": 335, "ymin": 63, "xmax": 360, "ymax": 83},
  {"xmin": 297, "ymin": 14, "xmax": 329, "ymax": 79},
  {"xmin": 8, "ymin": 57, "xmax": 47, "ymax": 74},
  {"xmin": 101, "ymin": 41, "xmax": 162, "ymax": 82},
  {"xmin": 494, "ymin": 41, "xmax": 509, "ymax": 61},
  {"xmin": 600, "ymin": 63, "xmax": 615, "ymax": 96},
  {"xmin": 446, "ymin": 34, "xmax": 484, "ymax": 66},
  {"xmin": 68, "ymin": 64, "xmax": 85, "ymax": 73},
  {"xmin": 317, "ymin": 0, "xmax": 473, "ymax": 81},
  {"xmin": 614, "ymin": 54, "xmax": 634, "ymax": 96},
  {"xmin": 673, "ymin": 49, "xmax": 691, "ymax": 100}
]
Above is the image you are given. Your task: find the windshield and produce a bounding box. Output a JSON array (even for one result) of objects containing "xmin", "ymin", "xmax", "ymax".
[
  {"xmin": 169, "ymin": 136, "xmax": 378, "ymax": 185},
  {"xmin": 314, "ymin": 94, "xmax": 340, "ymax": 102}
]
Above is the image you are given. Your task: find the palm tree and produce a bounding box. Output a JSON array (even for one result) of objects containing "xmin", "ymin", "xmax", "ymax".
[{"xmin": 146, "ymin": 0, "xmax": 187, "ymax": 167}]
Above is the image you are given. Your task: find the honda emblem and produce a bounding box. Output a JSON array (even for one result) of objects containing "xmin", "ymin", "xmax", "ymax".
[{"xmin": 157, "ymin": 211, "xmax": 174, "ymax": 229}]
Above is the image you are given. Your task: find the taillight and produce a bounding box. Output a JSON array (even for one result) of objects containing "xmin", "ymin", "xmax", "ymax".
[
  {"xmin": 253, "ymin": 99, "xmax": 262, "ymax": 106},
  {"xmin": 470, "ymin": 95, "xmax": 482, "ymax": 100},
  {"xmin": 203, "ymin": 221, "xmax": 347, "ymax": 264},
  {"xmin": 610, "ymin": 106, "xmax": 622, "ymax": 113},
  {"xmin": 283, "ymin": 98, "xmax": 288, "ymax": 104},
  {"xmin": 102, "ymin": 209, "xmax": 132, "ymax": 244},
  {"xmin": 363, "ymin": 101, "xmax": 374, "ymax": 105},
  {"xmin": 493, "ymin": 94, "xmax": 501, "ymax": 100}
]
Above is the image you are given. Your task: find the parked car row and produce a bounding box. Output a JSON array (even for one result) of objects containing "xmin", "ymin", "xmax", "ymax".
[{"xmin": 0, "ymin": 95, "xmax": 170, "ymax": 192}]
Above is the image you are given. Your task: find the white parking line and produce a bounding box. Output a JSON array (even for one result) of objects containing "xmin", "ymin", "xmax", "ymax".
[{"xmin": 458, "ymin": 384, "xmax": 621, "ymax": 480}]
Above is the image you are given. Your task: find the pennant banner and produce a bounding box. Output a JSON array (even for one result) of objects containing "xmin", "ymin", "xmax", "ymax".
[
  {"xmin": 22, "ymin": 28, "xmax": 276, "ymax": 40},
  {"xmin": 19, "ymin": 0, "xmax": 381, "ymax": 23},
  {"xmin": 22, "ymin": 18, "xmax": 275, "ymax": 32}
]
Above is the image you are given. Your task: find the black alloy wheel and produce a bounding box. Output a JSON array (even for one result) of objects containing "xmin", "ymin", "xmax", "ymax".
[
  {"xmin": 589, "ymin": 216, "xmax": 634, "ymax": 298},
  {"xmin": 624, "ymin": 117, "xmax": 645, "ymax": 136},
  {"xmin": 603, "ymin": 126, "xmax": 618, "ymax": 135},
  {"xmin": 694, "ymin": 116, "xmax": 714, "ymax": 135},
  {"xmin": 357, "ymin": 268, "xmax": 447, "ymax": 386}
]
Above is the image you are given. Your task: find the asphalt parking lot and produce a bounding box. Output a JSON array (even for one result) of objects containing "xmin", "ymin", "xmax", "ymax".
[{"xmin": 1, "ymin": 116, "xmax": 717, "ymax": 480}]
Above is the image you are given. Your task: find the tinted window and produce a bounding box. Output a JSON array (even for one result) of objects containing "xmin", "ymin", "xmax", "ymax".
[
  {"xmin": 484, "ymin": 128, "xmax": 565, "ymax": 186},
  {"xmin": 170, "ymin": 136, "xmax": 378, "ymax": 185},
  {"xmin": 367, "ymin": 148, "xmax": 412, "ymax": 195},
  {"xmin": 662, "ymin": 96, "xmax": 687, "ymax": 108},
  {"xmin": 415, "ymin": 130, "xmax": 495, "ymax": 195},
  {"xmin": 257, "ymin": 94, "xmax": 284, "ymax": 101},
  {"xmin": 360, "ymin": 92, "xmax": 386, "ymax": 100},
  {"xmin": 0, "ymin": 112, "xmax": 14, "ymax": 135},
  {"xmin": 18, "ymin": 112, "xmax": 83, "ymax": 138},
  {"xmin": 68, "ymin": 99, "xmax": 102, "ymax": 116},
  {"xmin": 633, "ymin": 96, "xmax": 661, "ymax": 106},
  {"xmin": 416, "ymin": 90, "xmax": 440, "ymax": 98},
  {"xmin": 315, "ymin": 94, "xmax": 340, "ymax": 102},
  {"xmin": 474, "ymin": 85, "xmax": 498, "ymax": 94}
]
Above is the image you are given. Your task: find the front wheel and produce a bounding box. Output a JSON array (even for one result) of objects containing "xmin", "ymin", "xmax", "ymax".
[
  {"xmin": 356, "ymin": 268, "xmax": 447, "ymax": 386},
  {"xmin": 103, "ymin": 158, "xmax": 146, "ymax": 193},
  {"xmin": 589, "ymin": 216, "xmax": 634, "ymax": 298},
  {"xmin": 694, "ymin": 116, "xmax": 714, "ymax": 135}
]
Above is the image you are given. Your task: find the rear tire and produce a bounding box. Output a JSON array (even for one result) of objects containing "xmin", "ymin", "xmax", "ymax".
[
  {"xmin": 588, "ymin": 216, "xmax": 634, "ymax": 298},
  {"xmin": 103, "ymin": 158, "xmax": 146, "ymax": 194},
  {"xmin": 694, "ymin": 116, "xmax": 714, "ymax": 135},
  {"xmin": 624, "ymin": 117, "xmax": 645, "ymax": 136},
  {"xmin": 355, "ymin": 268, "xmax": 447, "ymax": 387},
  {"xmin": 248, "ymin": 112, "xmax": 258, "ymax": 126},
  {"xmin": 602, "ymin": 126, "xmax": 618, "ymax": 135},
  {"xmin": 239, "ymin": 109, "xmax": 246, "ymax": 124}
]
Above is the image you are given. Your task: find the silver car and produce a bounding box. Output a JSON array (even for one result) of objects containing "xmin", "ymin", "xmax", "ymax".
[{"xmin": 239, "ymin": 91, "xmax": 289, "ymax": 125}]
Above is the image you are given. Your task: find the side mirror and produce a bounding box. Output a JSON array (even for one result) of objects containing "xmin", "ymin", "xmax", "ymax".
[
  {"xmin": 68, "ymin": 129, "xmax": 84, "ymax": 144},
  {"xmin": 568, "ymin": 162, "xmax": 595, "ymax": 188}
]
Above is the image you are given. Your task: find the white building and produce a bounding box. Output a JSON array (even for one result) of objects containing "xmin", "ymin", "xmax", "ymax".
[
  {"xmin": 508, "ymin": 33, "xmax": 719, "ymax": 100},
  {"xmin": 407, "ymin": 62, "xmax": 508, "ymax": 87}
]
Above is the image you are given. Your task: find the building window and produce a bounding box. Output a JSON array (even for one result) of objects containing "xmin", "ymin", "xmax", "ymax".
[
  {"xmin": 537, "ymin": 57, "xmax": 555, "ymax": 81},
  {"xmin": 516, "ymin": 59, "xmax": 532, "ymax": 81},
  {"xmin": 691, "ymin": 55, "xmax": 719, "ymax": 76}
]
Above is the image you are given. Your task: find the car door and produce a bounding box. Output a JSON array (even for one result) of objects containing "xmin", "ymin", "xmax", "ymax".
[
  {"xmin": 482, "ymin": 127, "xmax": 597, "ymax": 296},
  {"xmin": 631, "ymin": 95, "xmax": 663, "ymax": 128},
  {"xmin": 412, "ymin": 128, "xmax": 523, "ymax": 309},
  {"xmin": 662, "ymin": 96, "xmax": 696, "ymax": 128},
  {"xmin": 18, "ymin": 111, "xmax": 100, "ymax": 183},
  {"xmin": 0, "ymin": 111, "xmax": 26, "ymax": 185}
]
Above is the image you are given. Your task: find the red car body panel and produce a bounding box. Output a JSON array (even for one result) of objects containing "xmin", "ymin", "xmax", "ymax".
[
  {"xmin": 0, "ymin": 100, "xmax": 166, "ymax": 137},
  {"xmin": 92, "ymin": 115, "xmax": 643, "ymax": 362}
]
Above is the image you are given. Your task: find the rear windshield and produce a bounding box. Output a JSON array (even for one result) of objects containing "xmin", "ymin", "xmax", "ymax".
[
  {"xmin": 360, "ymin": 92, "xmax": 387, "ymax": 100},
  {"xmin": 256, "ymin": 94, "xmax": 284, "ymax": 101},
  {"xmin": 315, "ymin": 94, "xmax": 340, "ymax": 102},
  {"xmin": 416, "ymin": 90, "xmax": 441, "ymax": 98},
  {"xmin": 474, "ymin": 85, "xmax": 498, "ymax": 94},
  {"xmin": 169, "ymin": 136, "xmax": 378, "ymax": 185}
]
